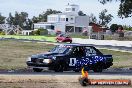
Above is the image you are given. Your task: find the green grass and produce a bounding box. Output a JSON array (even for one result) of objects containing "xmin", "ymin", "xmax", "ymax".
[
  {"xmin": 0, "ymin": 40, "xmax": 54, "ymax": 70},
  {"xmin": 100, "ymin": 49, "xmax": 132, "ymax": 68},
  {"xmin": 69, "ymin": 33, "xmax": 88, "ymax": 39},
  {"xmin": 0, "ymin": 40, "xmax": 132, "ymax": 70},
  {"xmin": 0, "ymin": 35, "xmax": 56, "ymax": 42}
]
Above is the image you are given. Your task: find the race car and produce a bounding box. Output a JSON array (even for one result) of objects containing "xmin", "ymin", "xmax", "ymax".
[
  {"xmin": 26, "ymin": 44, "xmax": 113, "ymax": 72},
  {"xmin": 56, "ymin": 34, "xmax": 72, "ymax": 43}
]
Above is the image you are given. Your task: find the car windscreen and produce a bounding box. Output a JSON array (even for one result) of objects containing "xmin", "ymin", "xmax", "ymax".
[{"xmin": 49, "ymin": 45, "xmax": 71, "ymax": 54}]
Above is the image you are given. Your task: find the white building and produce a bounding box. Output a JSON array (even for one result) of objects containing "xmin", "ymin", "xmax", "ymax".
[{"xmin": 33, "ymin": 4, "xmax": 89, "ymax": 33}]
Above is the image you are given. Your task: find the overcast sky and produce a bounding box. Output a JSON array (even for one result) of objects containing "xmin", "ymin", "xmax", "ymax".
[{"xmin": 0, "ymin": 0, "xmax": 131, "ymax": 26}]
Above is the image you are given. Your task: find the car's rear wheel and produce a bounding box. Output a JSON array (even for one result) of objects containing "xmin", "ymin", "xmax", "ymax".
[
  {"xmin": 33, "ymin": 68, "xmax": 43, "ymax": 72},
  {"xmin": 74, "ymin": 70, "xmax": 80, "ymax": 72},
  {"xmin": 93, "ymin": 62, "xmax": 103, "ymax": 72}
]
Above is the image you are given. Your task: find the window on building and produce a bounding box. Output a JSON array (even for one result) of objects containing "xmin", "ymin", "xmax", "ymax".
[
  {"xmin": 61, "ymin": 18, "xmax": 65, "ymax": 21},
  {"xmin": 51, "ymin": 25, "xmax": 54, "ymax": 30},
  {"xmin": 46, "ymin": 25, "xmax": 54, "ymax": 30},
  {"xmin": 72, "ymin": 8, "xmax": 75, "ymax": 11},
  {"xmin": 66, "ymin": 8, "xmax": 68, "ymax": 11},
  {"xmin": 66, "ymin": 18, "xmax": 68, "ymax": 21},
  {"xmin": 66, "ymin": 8, "xmax": 71, "ymax": 11},
  {"xmin": 71, "ymin": 18, "xmax": 73, "ymax": 20}
]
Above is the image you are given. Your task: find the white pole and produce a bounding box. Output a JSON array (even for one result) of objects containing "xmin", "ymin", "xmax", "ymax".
[{"xmin": 88, "ymin": 26, "xmax": 92, "ymax": 39}]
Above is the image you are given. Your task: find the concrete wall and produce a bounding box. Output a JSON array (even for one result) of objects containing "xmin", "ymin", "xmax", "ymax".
[{"xmin": 75, "ymin": 16, "xmax": 89, "ymax": 27}]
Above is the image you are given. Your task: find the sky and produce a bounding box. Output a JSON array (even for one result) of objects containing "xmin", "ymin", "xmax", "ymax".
[{"xmin": 0, "ymin": 0, "xmax": 131, "ymax": 26}]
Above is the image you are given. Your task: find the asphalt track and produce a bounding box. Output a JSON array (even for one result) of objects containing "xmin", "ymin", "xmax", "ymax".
[
  {"xmin": 0, "ymin": 38, "xmax": 132, "ymax": 53},
  {"xmin": 0, "ymin": 68, "xmax": 132, "ymax": 76},
  {"xmin": 0, "ymin": 38, "xmax": 132, "ymax": 77}
]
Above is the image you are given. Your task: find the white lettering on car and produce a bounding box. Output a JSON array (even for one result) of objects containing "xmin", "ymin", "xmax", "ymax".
[{"xmin": 69, "ymin": 58, "xmax": 77, "ymax": 66}]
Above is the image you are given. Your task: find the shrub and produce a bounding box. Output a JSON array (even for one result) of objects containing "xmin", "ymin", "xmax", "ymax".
[
  {"xmin": 0, "ymin": 31, "xmax": 5, "ymax": 35},
  {"xmin": 32, "ymin": 28, "xmax": 48, "ymax": 35}
]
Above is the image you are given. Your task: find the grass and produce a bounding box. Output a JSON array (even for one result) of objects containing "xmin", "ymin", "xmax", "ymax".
[
  {"xmin": 0, "ymin": 40, "xmax": 54, "ymax": 70},
  {"xmin": 100, "ymin": 49, "xmax": 132, "ymax": 68},
  {"xmin": 0, "ymin": 35, "xmax": 56, "ymax": 42},
  {"xmin": 0, "ymin": 40, "xmax": 132, "ymax": 70},
  {"xmin": 104, "ymin": 35, "xmax": 132, "ymax": 41}
]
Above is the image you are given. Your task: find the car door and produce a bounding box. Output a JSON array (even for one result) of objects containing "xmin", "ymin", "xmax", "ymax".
[
  {"xmin": 70, "ymin": 46, "xmax": 98, "ymax": 70},
  {"xmin": 68, "ymin": 46, "xmax": 85, "ymax": 69},
  {"xmin": 58, "ymin": 34, "xmax": 64, "ymax": 41},
  {"xmin": 84, "ymin": 46, "xmax": 104, "ymax": 65}
]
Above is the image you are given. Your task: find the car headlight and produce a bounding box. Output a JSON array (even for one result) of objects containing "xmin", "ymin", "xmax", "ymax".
[
  {"xmin": 27, "ymin": 57, "xmax": 31, "ymax": 62},
  {"xmin": 43, "ymin": 59, "xmax": 52, "ymax": 63}
]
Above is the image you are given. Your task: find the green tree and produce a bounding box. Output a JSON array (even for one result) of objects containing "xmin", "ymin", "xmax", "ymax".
[
  {"xmin": 32, "ymin": 16, "xmax": 39, "ymax": 23},
  {"xmin": 0, "ymin": 13, "xmax": 6, "ymax": 24},
  {"xmin": 89, "ymin": 13, "xmax": 97, "ymax": 23},
  {"xmin": 99, "ymin": 0, "xmax": 132, "ymax": 18},
  {"xmin": 110, "ymin": 24, "xmax": 119, "ymax": 32},
  {"xmin": 23, "ymin": 18, "xmax": 33, "ymax": 30},
  {"xmin": 99, "ymin": 9, "xmax": 113, "ymax": 26},
  {"xmin": 7, "ymin": 12, "xmax": 32, "ymax": 30},
  {"xmin": 123, "ymin": 25, "xmax": 132, "ymax": 31},
  {"xmin": 78, "ymin": 11, "xmax": 86, "ymax": 16},
  {"xmin": 6, "ymin": 13, "xmax": 14, "ymax": 26}
]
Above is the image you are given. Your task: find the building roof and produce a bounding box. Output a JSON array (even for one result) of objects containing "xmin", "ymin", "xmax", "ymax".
[
  {"xmin": 66, "ymin": 4, "xmax": 79, "ymax": 6},
  {"xmin": 48, "ymin": 12, "xmax": 78, "ymax": 16},
  {"xmin": 34, "ymin": 22, "xmax": 55, "ymax": 24}
]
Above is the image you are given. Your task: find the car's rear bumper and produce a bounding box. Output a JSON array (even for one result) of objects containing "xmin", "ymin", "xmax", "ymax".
[
  {"xmin": 62, "ymin": 39, "xmax": 72, "ymax": 42},
  {"xmin": 104, "ymin": 62, "xmax": 113, "ymax": 69}
]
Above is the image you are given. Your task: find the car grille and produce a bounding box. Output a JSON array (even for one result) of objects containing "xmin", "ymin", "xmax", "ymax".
[{"xmin": 31, "ymin": 58, "xmax": 43, "ymax": 63}]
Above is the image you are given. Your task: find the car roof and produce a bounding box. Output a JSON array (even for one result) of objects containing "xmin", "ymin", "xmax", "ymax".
[{"xmin": 59, "ymin": 43, "xmax": 94, "ymax": 47}]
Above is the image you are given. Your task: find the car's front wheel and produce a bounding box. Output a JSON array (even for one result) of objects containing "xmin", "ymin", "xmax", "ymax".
[
  {"xmin": 54, "ymin": 64, "xmax": 63, "ymax": 72},
  {"xmin": 33, "ymin": 68, "xmax": 43, "ymax": 72}
]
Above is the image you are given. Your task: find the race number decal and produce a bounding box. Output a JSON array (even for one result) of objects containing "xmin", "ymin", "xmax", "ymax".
[{"xmin": 69, "ymin": 58, "xmax": 77, "ymax": 66}]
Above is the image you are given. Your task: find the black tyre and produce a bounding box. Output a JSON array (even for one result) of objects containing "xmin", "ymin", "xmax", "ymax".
[
  {"xmin": 74, "ymin": 70, "xmax": 80, "ymax": 72},
  {"xmin": 93, "ymin": 63, "xmax": 103, "ymax": 72},
  {"xmin": 33, "ymin": 68, "xmax": 43, "ymax": 72},
  {"xmin": 54, "ymin": 64, "xmax": 63, "ymax": 72}
]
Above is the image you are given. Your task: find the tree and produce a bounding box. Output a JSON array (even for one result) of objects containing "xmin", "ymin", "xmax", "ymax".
[
  {"xmin": 110, "ymin": 24, "xmax": 118, "ymax": 33},
  {"xmin": 89, "ymin": 13, "xmax": 97, "ymax": 23},
  {"xmin": 98, "ymin": 0, "xmax": 132, "ymax": 18},
  {"xmin": 32, "ymin": 16, "xmax": 39, "ymax": 23},
  {"xmin": 38, "ymin": 9, "xmax": 61, "ymax": 22},
  {"xmin": 0, "ymin": 13, "xmax": 6, "ymax": 24},
  {"xmin": 78, "ymin": 11, "xmax": 86, "ymax": 16},
  {"xmin": 6, "ymin": 12, "xmax": 32, "ymax": 30},
  {"xmin": 123, "ymin": 25, "xmax": 132, "ymax": 31},
  {"xmin": 99, "ymin": 9, "xmax": 113, "ymax": 26},
  {"xmin": 6, "ymin": 13, "xmax": 14, "ymax": 26}
]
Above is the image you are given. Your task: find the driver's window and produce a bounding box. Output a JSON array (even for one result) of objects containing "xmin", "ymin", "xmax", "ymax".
[
  {"xmin": 72, "ymin": 47, "xmax": 85, "ymax": 57},
  {"xmin": 60, "ymin": 34, "xmax": 63, "ymax": 37},
  {"xmin": 85, "ymin": 47, "xmax": 97, "ymax": 56}
]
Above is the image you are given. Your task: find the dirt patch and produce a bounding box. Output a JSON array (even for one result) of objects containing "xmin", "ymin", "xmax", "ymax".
[{"xmin": 0, "ymin": 75, "xmax": 132, "ymax": 88}]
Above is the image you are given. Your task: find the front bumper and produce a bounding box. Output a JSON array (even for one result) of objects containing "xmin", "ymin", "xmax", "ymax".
[
  {"xmin": 28, "ymin": 66, "xmax": 49, "ymax": 70},
  {"xmin": 26, "ymin": 61, "xmax": 53, "ymax": 70}
]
